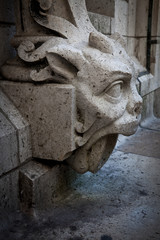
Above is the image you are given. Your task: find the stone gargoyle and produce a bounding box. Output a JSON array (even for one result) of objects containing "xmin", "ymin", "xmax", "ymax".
[{"xmin": 1, "ymin": 0, "xmax": 142, "ymax": 173}]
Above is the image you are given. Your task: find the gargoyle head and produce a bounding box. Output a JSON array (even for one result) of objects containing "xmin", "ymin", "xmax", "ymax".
[{"xmin": 46, "ymin": 31, "xmax": 142, "ymax": 173}]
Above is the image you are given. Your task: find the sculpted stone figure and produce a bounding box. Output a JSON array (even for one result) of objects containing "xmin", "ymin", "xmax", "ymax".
[{"xmin": 1, "ymin": 0, "xmax": 142, "ymax": 173}]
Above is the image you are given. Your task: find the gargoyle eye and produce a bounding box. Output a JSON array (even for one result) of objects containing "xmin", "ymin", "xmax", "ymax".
[{"xmin": 105, "ymin": 80, "xmax": 123, "ymax": 98}]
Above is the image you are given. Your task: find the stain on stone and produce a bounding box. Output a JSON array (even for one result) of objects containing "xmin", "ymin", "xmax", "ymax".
[
  {"xmin": 67, "ymin": 237, "xmax": 83, "ymax": 240},
  {"xmin": 139, "ymin": 190, "xmax": 148, "ymax": 196},
  {"xmin": 101, "ymin": 235, "xmax": 112, "ymax": 240},
  {"xmin": 69, "ymin": 225, "xmax": 77, "ymax": 231}
]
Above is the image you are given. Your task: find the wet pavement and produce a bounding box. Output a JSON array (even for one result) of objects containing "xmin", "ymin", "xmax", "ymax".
[{"xmin": 0, "ymin": 118, "xmax": 160, "ymax": 240}]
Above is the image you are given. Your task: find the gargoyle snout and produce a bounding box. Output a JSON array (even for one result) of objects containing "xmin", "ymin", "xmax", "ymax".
[{"xmin": 127, "ymin": 93, "xmax": 143, "ymax": 116}]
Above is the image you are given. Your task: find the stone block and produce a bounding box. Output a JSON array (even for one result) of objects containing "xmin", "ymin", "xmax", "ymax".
[
  {"xmin": 0, "ymin": 89, "xmax": 32, "ymax": 164},
  {"xmin": 88, "ymin": 12, "xmax": 111, "ymax": 35},
  {"xmin": 0, "ymin": 112, "xmax": 18, "ymax": 176},
  {"xmin": 114, "ymin": 0, "xmax": 128, "ymax": 36},
  {"xmin": 0, "ymin": 81, "xmax": 76, "ymax": 161},
  {"xmin": 127, "ymin": 0, "xmax": 137, "ymax": 37},
  {"xmin": 0, "ymin": 0, "xmax": 15, "ymax": 23},
  {"xmin": 86, "ymin": 0, "xmax": 115, "ymax": 18},
  {"xmin": 135, "ymin": 0, "xmax": 148, "ymax": 37},
  {"xmin": 0, "ymin": 25, "xmax": 16, "ymax": 66},
  {"xmin": 19, "ymin": 160, "xmax": 75, "ymax": 215}
]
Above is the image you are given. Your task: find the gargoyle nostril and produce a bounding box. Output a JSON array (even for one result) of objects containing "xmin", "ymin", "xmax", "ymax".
[{"xmin": 134, "ymin": 103, "xmax": 142, "ymax": 115}]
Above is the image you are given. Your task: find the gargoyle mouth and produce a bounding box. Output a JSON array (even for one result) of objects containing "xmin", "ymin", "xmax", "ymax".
[
  {"xmin": 67, "ymin": 134, "xmax": 118, "ymax": 174},
  {"xmin": 67, "ymin": 113, "xmax": 140, "ymax": 173}
]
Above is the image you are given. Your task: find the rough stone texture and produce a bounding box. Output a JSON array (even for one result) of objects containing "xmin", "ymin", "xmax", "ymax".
[
  {"xmin": 0, "ymin": 89, "xmax": 32, "ymax": 164},
  {"xmin": 0, "ymin": 81, "xmax": 76, "ymax": 161},
  {"xmin": 0, "ymin": 0, "xmax": 143, "ymax": 174}
]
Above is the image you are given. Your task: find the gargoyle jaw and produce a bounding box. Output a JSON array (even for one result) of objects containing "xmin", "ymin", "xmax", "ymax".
[{"xmin": 67, "ymin": 134, "xmax": 118, "ymax": 174}]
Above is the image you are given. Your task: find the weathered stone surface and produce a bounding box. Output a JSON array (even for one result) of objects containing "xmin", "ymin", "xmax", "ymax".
[
  {"xmin": 0, "ymin": 112, "xmax": 18, "ymax": 176},
  {"xmin": 0, "ymin": 89, "xmax": 32, "ymax": 164},
  {"xmin": 1, "ymin": 0, "xmax": 143, "ymax": 174},
  {"xmin": 0, "ymin": 81, "xmax": 76, "ymax": 161}
]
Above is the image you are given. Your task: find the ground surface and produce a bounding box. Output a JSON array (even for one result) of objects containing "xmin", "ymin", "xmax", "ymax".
[{"xmin": 1, "ymin": 118, "xmax": 160, "ymax": 240}]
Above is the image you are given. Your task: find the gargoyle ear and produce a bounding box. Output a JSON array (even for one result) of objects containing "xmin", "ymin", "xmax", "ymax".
[
  {"xmin": 46, "ymin": 45, "xmax": 86, "ymax": 80},
  {"xmin": 89, "ymin": 32, "xmax": 113, "ymax": 54}
]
